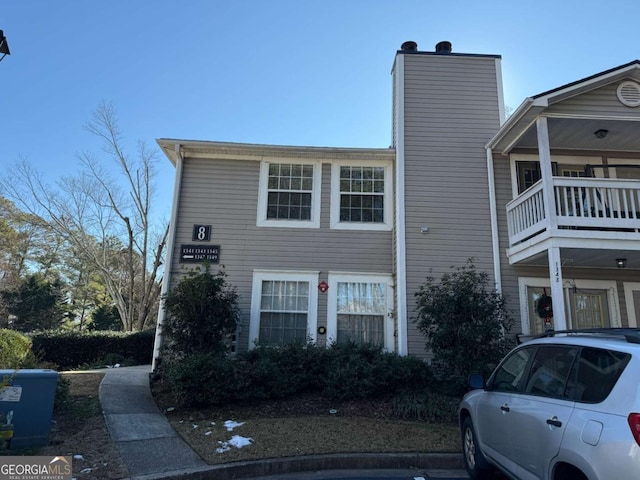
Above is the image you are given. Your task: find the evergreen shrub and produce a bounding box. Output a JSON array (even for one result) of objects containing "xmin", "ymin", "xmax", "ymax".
[
  {"xmin": 0, "ymin": 329, "xmax": 32, "ymax": 368},
  {"xmin": 160, "ymin": 342, "xmax": 435, "ymax": 407},
  {"xmin": 30, "ymin": 329, "xmax": 155, "ymax": 369}
]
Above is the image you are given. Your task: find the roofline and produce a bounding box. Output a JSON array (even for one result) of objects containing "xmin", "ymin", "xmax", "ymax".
[
  {"xmin": 532, "ymin": 59, "xmax": 640, "ymax": 100},
  {"xmin": 156, "ymin": 139, "xmax": 396, "ymax": 165},
  {"xmin": 396, "ymin": 50, "xmax": 501, "ymax": 60},
  {"xmin": 485, "ymin": 97, "xmax": 535, "ymax": 149}
]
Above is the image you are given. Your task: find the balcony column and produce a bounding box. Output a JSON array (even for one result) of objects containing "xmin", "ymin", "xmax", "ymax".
[
  {"xmin": 536, "ymin": 116, "xmax": 556, "ymax": 230},
  {"xmin": 537, "ymin": 117, "xmax": 567, "ymax": 330},
  {"xmin": 547, "ymin": 246, "xmax": 567, "ymax": 330}
]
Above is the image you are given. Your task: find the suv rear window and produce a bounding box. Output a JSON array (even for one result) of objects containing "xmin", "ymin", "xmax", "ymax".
[{"xmin": 568, "ymin": 347, "xmax": 631, "ymax": 403}]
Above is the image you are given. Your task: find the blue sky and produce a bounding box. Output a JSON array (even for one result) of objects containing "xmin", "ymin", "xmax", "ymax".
[{"xmin": 3, "ymin": 0, "xmax": 640, "ymax": 218}]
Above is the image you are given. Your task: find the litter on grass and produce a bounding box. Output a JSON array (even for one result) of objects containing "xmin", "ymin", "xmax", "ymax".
[
  {"xmin": 216, "ymin": 435, "xmax": 253, "ymax": 453},
  {"xmin": 223, "ymin": 420, "xmax": 245, "ymax": 431}
]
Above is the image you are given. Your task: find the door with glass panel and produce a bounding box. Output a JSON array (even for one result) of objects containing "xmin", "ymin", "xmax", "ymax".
[
  {"xmin": 328, "ymin": 275, "xmax": 394, "ymax": 350},
  {"xmin": 526, "ymin": 286, "xmax": 611, "ymax": 334}
]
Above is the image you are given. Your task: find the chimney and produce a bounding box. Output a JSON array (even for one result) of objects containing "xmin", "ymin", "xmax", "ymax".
[
  {"xmin": 400, "ymin": 41, "xmax": 418, "ymax": 52},
  {"xmin": 435, "ymin": 41, "xmax": 452, "ymax": 54}
]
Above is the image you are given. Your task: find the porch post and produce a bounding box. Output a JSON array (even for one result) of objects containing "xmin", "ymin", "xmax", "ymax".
[
  {"xmin": 536, "ymin": 116, "xmax": 556, "ymax": 230},
  {"xmin": 547, "ymin": 246, "xmax": 567, "ymax": 330},
  {"xmin": 537, "ymin": 117, "xmax": 567, "ymax": 330}
]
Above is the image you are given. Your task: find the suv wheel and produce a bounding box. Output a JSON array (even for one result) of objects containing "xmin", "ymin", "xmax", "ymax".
[{"xmin": 462, "ymin": 417, "xmax": 494, "ymax": 480}]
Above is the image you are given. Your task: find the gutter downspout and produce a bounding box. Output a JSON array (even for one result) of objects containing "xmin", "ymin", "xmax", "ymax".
[
  {"xmin": 486, "ymin": 147, "xmax": 502, "ymax": 293},
  {"xmin": 394, "ymin": 54, "xmax": 408, "ymax": 356},
  {"xmin": 151, "ymin": 144, "xmax": 184, "ymax": 372}
]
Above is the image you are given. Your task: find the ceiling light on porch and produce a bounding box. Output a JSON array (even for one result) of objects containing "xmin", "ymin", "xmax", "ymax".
[
  {"xmin": 594, "ymin": 129, "xmax": 609, "ymax": 139},
  {"xmin": 616, "ymin": 258, "xmax": 627, "ymax": 268}
]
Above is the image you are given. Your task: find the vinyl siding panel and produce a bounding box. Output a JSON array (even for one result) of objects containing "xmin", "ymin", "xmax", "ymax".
[
  {"xmin": 170, "ymin": 156, "xmax": 394, "ymax": 351},
  {"xmin": 547, "ymin": 82, "xmax": 640, "ymax": 117},
  {"xmin": 400, "ymin": 54, "xmax": 502, "ymax": 356}
]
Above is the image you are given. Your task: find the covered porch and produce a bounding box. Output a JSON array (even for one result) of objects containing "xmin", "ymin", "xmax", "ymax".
[{"xmin": 487, "ymin": 61, "xmax": 640, "ymax": 332}]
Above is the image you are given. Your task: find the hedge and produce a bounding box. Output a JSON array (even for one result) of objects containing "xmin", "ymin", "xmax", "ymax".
[{"xmin": 30, "ymin": 329, "xmax": 155, "ymax": 370}]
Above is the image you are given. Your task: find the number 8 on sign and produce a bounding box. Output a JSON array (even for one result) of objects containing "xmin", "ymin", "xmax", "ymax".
[{"xmin": 192, "ymin": 225, "xmax": 211, "ymax": 242}]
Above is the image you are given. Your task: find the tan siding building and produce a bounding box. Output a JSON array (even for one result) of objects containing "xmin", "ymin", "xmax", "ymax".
[{"xmin": 153, "ymin": 41, "xmax": 640, "ymax": 367}]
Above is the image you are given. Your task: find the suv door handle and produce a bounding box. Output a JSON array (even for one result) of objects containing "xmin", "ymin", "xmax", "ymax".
[
  {"xmin": 546, "ymin": 416, "xmax": 562, "ymax": 428},
  {"xmin": 500, "ymin": 404, "xmax": 510, "ymax": 412}
]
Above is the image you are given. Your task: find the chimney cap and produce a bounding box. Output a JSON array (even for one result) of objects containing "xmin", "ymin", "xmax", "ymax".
[
  {"xmin": 400, "ymin": 41, "xmax": 418, "ymax": 52},
  {"xmin": 435, "ymin": 41, "xmax": 452, "ymax": 54}
]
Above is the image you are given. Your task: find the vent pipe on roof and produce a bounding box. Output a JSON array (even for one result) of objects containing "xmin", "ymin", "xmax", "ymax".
[
  {"xmin": 435, "ymin": 41, "xmax": 452, "ymax": 54},
  {"xmin": 401, "ymin": 41, "xmax": 418, "ymax": 52}
]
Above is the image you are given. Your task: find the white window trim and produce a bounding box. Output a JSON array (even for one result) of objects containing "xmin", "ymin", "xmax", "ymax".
[
  {"xmin": 623, "ymin": 282, "xmax": 640, "ymax": 328},
  {"xmin": 518, "ymin": 277, "xmax": 620, "ymax": 334},
  {"xmin": 256, "ymin": 160, "xmax": 321, "ymax": 228},
  {"xmin": 249, "ymin": 270, "xmax": 319, "ymax": 349},
  {"xmin": 326, "ymin": 272, "xmax": 395, "ymax": 351},
  {"xmin": 330, "ymin": 160, "xmax": 393, "ymax": 231}
]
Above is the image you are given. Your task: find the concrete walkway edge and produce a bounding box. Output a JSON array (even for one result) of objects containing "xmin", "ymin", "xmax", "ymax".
[{"xmin": 98, "ymin": 366, "xmax": 466, "ymax": 480}]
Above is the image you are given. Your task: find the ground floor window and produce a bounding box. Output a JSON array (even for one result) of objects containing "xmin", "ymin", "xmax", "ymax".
[
  {"xmin": 327, "ymin": 273, "xmax": 394, "ymax": 350},
  {"xmin": 250, "ymin": 271, "xmax": 318, "ymax": 348}
]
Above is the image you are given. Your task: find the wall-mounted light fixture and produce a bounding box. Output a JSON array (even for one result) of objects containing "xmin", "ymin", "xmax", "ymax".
[
  {"xmin": 594, "ymin": 129, "xmax": 609, "ymax": 139},
  {"xmin": 616, "ymin": 258, "xmax": 627, "ymax": 268},
  {"xmin": 420, "ymin": 226, "xmax": 429, "ymax": 234}
]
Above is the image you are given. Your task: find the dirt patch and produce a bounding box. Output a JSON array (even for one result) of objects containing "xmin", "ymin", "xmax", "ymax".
[{"xmin": 38, "ymin": 372, "xmax": 130, "ymax": 480}]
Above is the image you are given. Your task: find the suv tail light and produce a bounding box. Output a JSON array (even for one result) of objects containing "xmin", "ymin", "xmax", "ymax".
[{"xmin": 629, "ymin": 414, "xmax": 640, "ymax": 446}]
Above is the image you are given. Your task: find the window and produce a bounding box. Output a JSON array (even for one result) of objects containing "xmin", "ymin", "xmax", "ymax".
[
  {"xmin": 257, "ymin": 161, "xmax": 321, "ymax": 228},
  {"xmin": 327, "ymin": 273, "xmax": 394, "ymax": 350},
  {"xmin": 489, "ymin": 347, "xmax": 534, "ymax": 393},
  {"xmin": 515, "ymin": 161, "xmax": 558, "ymax": 194},
  {"xmin": 249, "ymin": 271, "xmax": 318, "ymax": 347},
  {"xmin": 524, "ymin": 346, "xmax": 577, "ymax": 398},
  {"xmin": 568, "ymin": 347, "xmax": 630, "ymax": 403},
  {"xmin": 330, "ymin": 161, "xmax": 392, "ymax": 230}
]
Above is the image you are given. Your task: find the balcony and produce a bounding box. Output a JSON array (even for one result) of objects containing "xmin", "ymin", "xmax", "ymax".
[{"xmin": 506, "ymin": 177, "xmax": 640, "ymax": 260}]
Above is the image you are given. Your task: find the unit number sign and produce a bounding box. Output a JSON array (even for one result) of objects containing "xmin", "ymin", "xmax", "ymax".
[{"xmin": 192, "ymin": 225, "xmax": 211, "ymax": 242}]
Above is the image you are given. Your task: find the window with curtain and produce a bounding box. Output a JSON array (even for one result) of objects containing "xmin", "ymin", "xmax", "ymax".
[
  {"xmin": 336, "ymin": 281, "xmax": 385, "ymax": 346},
  {"xmin": 259, "ymin": 280, "xmax": 309, "ymax": 345}
]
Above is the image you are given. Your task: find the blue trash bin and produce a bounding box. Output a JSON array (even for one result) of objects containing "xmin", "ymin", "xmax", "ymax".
[{"xmin": 0, "ymin": 369, "xmax": 58, "ymax": 449}]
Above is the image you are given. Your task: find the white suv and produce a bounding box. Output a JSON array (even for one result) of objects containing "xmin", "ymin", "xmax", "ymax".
[{"xmin": 458, "ymin": 328, "xmax": 640, "ymax": 480}]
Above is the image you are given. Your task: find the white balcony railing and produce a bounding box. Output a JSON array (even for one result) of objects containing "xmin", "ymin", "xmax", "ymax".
[{"xmin": 507, "ymin": 177, "xmax": 640, "ymax": 246}]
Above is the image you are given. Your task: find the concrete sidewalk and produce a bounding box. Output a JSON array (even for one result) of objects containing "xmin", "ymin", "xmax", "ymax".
[
  {"xmin": 99, "ymin": 365, "xmax": 468, "ymax": 479},
  {"xmin": 99, "ymin": 365, "xmax": 211, "ymax": 479}
]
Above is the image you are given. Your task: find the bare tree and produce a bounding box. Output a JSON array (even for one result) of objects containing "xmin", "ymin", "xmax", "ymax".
[{"xmin": 1, "ymin": 102, "xmax": 168, "ymax": 331}]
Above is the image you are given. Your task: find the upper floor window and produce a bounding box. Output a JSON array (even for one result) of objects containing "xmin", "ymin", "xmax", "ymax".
[
  {"xmin": 257, "ymin": 161, "xmax": 321, "ymax": 228},
  {"xmin": 330, "ymin": 161, "xmax": 392, "ymax": 230}
]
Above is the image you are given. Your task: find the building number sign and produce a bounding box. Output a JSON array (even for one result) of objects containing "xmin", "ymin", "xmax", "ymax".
[
  {"xmin": 192, "ymin": 224, "xmax": 211, "ymax": 242},
  {"xmin": 180, "ymin": 245, "xmax": 220, "ymax": 264}
]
